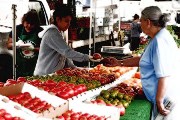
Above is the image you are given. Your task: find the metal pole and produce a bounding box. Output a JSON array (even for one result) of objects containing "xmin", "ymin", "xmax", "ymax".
[
  {"xmin": 12, "ymin": 4, "xmax": 17, "ymax": 80},
  {"xmin": 93, "ymin": 0, "xmax": 96, "ymax": 54},
  {"xmin": 88, "ymin": 0, "xmax": 93, "ymax": 68}
]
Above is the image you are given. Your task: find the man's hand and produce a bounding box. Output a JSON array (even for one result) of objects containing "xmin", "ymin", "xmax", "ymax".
[{"xmin": 89, "ymin": 55, "xmax": 103, "ymax": 62}]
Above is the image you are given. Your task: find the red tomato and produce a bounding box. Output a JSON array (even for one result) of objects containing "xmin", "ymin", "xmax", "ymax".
[
  {"xmin": 62, "ymin": 110, "xmax": 73, "ymax": 118},
  {"xmin": 0, "ymin": 82, "xmax": 4, "ymax": 87},
  {"xmin": 7, "ymin": 95, "xmax": 15, "ymax": 100},
  {"xmin": 56, "ymin": 70, "xmax": 64, "ymax": 75},
  {"xmin": 34, "ymin": 102, "xmax": 45, "ymax": 110},
  {"xmin": 67, "ymin": 83, "xmax": 75, "ymax": 88},
  {"xmin": 95, "ymin": 99, "xmax": 105, "ymax": 104},
  {"xmin": 78, "ymin": 84, "xmax": 87, "ymax": 92},
  {"xmin": 96, "ymin": 116, "xmax": 106, "ymax": 120},
  {"xmin": 43, "ymin": 104, "xmax": 52, "ymax": 110},
  {"xmin": 23, "ymin": 92, "xmax": 31, "ymax": 99},
  {"xmin": 31, "ymin": 97, "xmax": 41, "ymax": 106},
  {"xmin": 0, "ymin": 109, "xmax": 6, "ymax": 116},
  {"xmin": 79, "ymin": 116, "xmax": 87, "ymax": 120},
  {"xmin": 81, "ymin": 113, "xmax": 91, "ymax": 118},
  {"xmin": 87, "ymin": 116, "xmax": 97, "ymax": 120},
  {"xmin": 24, "ymin": 102, "xmax": 34, "ymax": 109},
  {"xmin": 57, "ymin": 81, "xmax": 67, "ymax": 87},
  {"xmin": 4, "ymin": 79, "xmax": 17, "ymax": 86},
  {"xmin": 28, "ymin": 79, "xmax": 41, "ymax": 87},
  {"xmin": 70, "ymin": 113, "xmax": 80, "ymax": 119},
  {"xmin": 57, "ymin": 116, "xmax": 65, "ymax": 120},
  {"xmin": 15, "ymin": 93, "xmax": 25, "ymax": 100},
  {"xmin": 12, "ymin": 117, "xmax": 22, "ymax": 120},
  {"xmin": 3, "ymin": 113, "xmax": 13, "ymax": 120},
  {"xmin": 57, "ymin": 91, "xmax": 70, "ymax": 99},
  {"xmin": 93, "ymin": 53, "xmax": 102, "ymax": 60},
  {"xmin": 91, "ymin": 100, "xmax": 97, "ymax": 104},
  {"xmin": 42, "ymin": 86, "xmax": 50, "ymax": 92},
  {"xmin": 73, "ymin": 88, "xmax": 79, "ymax": 96},
  {"xmin": 17, "ymin": 77, "xmax": 27, "ymax": 83},
  {"xmin": 63, "ymin": 88, "xmax": 74, "ymax": 98},
  {"xmin": 43, "ymin": 80, "xmax": 57, "ymax": 87},
  {"xmin": 39, "ymin": 101, "xmax": 48, "ymax": 106},
  {"xmin": 106, "ymin": 103, "xmax": 114, "ymax": 106},
  {"xmin": 73, "ymin": 85, "xmax": 83, "ymax": 93},
  {"xmin": 134, "ymin": 72, "xmax": 141, "ymax": 79},
  {"xmin": 0, "ymin": 116, "xmax": 5, "ymax": 120}
]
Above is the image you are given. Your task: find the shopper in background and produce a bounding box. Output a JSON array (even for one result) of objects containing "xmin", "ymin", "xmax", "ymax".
[
  {"xmin": 130, "ymin": 14, "xmax": 142, "ymax": 51},
  {"xmin": 101, "ymin": 6, "xmax": 180, "ymax": 119},
  {"xmin": 34, "ymin": 4, "xmax": 93, "ymax": 76},
  {"xmin": 0, "ymin": 53, "xmax": 13, "ymax": 82},
  {"xmin": 7, "ymin": 9, "xmax": 43, "ymax": 78}
]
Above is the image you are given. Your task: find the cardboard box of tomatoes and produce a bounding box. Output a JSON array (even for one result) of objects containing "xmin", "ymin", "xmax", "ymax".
[
  {"xmin": 56, "ymin": 100, "xmax": 120, "ymax": 120},
  {"xmin": 0, "ymin": 95, "xmax": 33, "ymax": 120},
  {"xmin": 0, "ymin": 82, "xmax": 67, "ymax": 119}
]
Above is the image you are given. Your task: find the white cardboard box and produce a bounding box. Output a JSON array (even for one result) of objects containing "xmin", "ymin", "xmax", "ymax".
[
  {"xmin": 0, "ymin": 83, "xmax": 67, "ymax": 119},
  {"xmin": 56, "ymin": 100, "xmax": 120, "ymax": 120},
  {"xmin": 0, "ymin": 95, "xmax": 33, "ymax": 120}
]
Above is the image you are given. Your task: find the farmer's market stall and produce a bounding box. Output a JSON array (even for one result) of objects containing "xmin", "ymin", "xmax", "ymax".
[{"xmin": 0, "ymin": 65, "xmax": 152, "ymax": 120}]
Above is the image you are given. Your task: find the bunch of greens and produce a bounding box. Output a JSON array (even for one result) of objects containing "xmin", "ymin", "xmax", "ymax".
[{"xmin": 167, "ymin": 25, "xmax": 180, "ymax": 48}]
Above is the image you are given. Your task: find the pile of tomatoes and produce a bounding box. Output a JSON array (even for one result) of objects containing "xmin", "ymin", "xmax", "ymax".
[
  {"xmin": 7, "ymin": 92, "xmax": 52, "ymax": 113},
  {"xmin": 57, "ymin": 110, "xmax": 107, "ymax": 120},
  {"xmin": 0, "ymin": 109, "xmax": 24, "ymax": 120}
]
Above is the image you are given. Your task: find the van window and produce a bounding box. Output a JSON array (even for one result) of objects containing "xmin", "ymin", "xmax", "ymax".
[
  {"xmin": 28, "ymin": 1, "xmax": 49, "ymax": 26},
  {"xmin": 0, "ymin": 0, "xmax": 49, "ymax": 28}
]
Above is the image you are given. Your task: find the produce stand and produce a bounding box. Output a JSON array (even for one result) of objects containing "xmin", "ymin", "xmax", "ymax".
[{"xmin": 0, "ymin": 65, "xmax": 153, "ymax": 120}]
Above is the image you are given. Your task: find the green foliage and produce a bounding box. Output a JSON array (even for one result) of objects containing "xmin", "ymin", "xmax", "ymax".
[
  {"xmin": 175, "ymin": 39, "xmax": 180, "ymax": 48},
  {"xmin": 133, "ymin": 25, "xmax": 180, "ymax": 59},
  {"xmin": 134, "ymin": 44, "xmax": 147, "ymax": 55},
  {"xmin": 167, "ymin": 25, "xmax": 180, "ymax": 48}
]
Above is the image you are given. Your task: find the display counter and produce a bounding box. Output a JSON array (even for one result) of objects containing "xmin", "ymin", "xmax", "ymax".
[{"xmin": 121, "ymin": 98, "xmax": 152, "ymax": 120}]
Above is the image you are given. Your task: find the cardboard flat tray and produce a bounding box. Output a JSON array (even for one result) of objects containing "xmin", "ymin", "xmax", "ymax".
[{"xmin": 0, "ymin": 83, "xmax": 67, "ymax": 119}]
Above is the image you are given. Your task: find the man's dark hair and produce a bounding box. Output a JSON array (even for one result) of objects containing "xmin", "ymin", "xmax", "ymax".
[
  {"xmin": 22, "ymin": 9, "xmax": 40, "ymax": 27},
  {"xmin": 133, "ymin": 14, "xmax": 139, "ymax": 20},
  {"xmin": 53, "ymin": 4, "xmax": 73, "ymax": 25}
]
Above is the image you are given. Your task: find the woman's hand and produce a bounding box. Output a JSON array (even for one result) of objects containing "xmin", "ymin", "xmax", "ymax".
[
  {"xmin": 156, "ymin": 77, "xmax": 170, "ymax": 116},
  {"xmin": 156, "ymin": 101, "xmax": 170, "ymax": 116},
  {"xmin": 100, "ymin": 57, "xmax": 120, "ymax": 67}
]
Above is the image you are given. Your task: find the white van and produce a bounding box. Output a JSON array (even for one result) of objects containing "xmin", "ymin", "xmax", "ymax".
[
  {"xmin": 0, "ymin": 0, "xmax": 51, "ymax": 30},
  {"xmin": 0, "ymin": 0, "xmax": 51, "ymax": 46},
  {"xmin": 0, "ymin": 0, "xmax": 51, "ymax": 81}
]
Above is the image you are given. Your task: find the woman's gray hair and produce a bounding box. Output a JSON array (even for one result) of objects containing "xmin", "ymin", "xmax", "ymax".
[{"xmin": 141, "ymin": 6, "xmax": 170, "ymax": 27}]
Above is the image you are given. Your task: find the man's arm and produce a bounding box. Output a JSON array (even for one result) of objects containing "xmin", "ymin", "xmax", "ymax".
[{"xmin": 7, "ymin": 37, "xmax": 13, "ymax": 50}]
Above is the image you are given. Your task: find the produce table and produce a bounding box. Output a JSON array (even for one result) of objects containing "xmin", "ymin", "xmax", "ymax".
[{"xmin": 121, "ymin": 98, "xmax": 152, "ymax": 120}]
